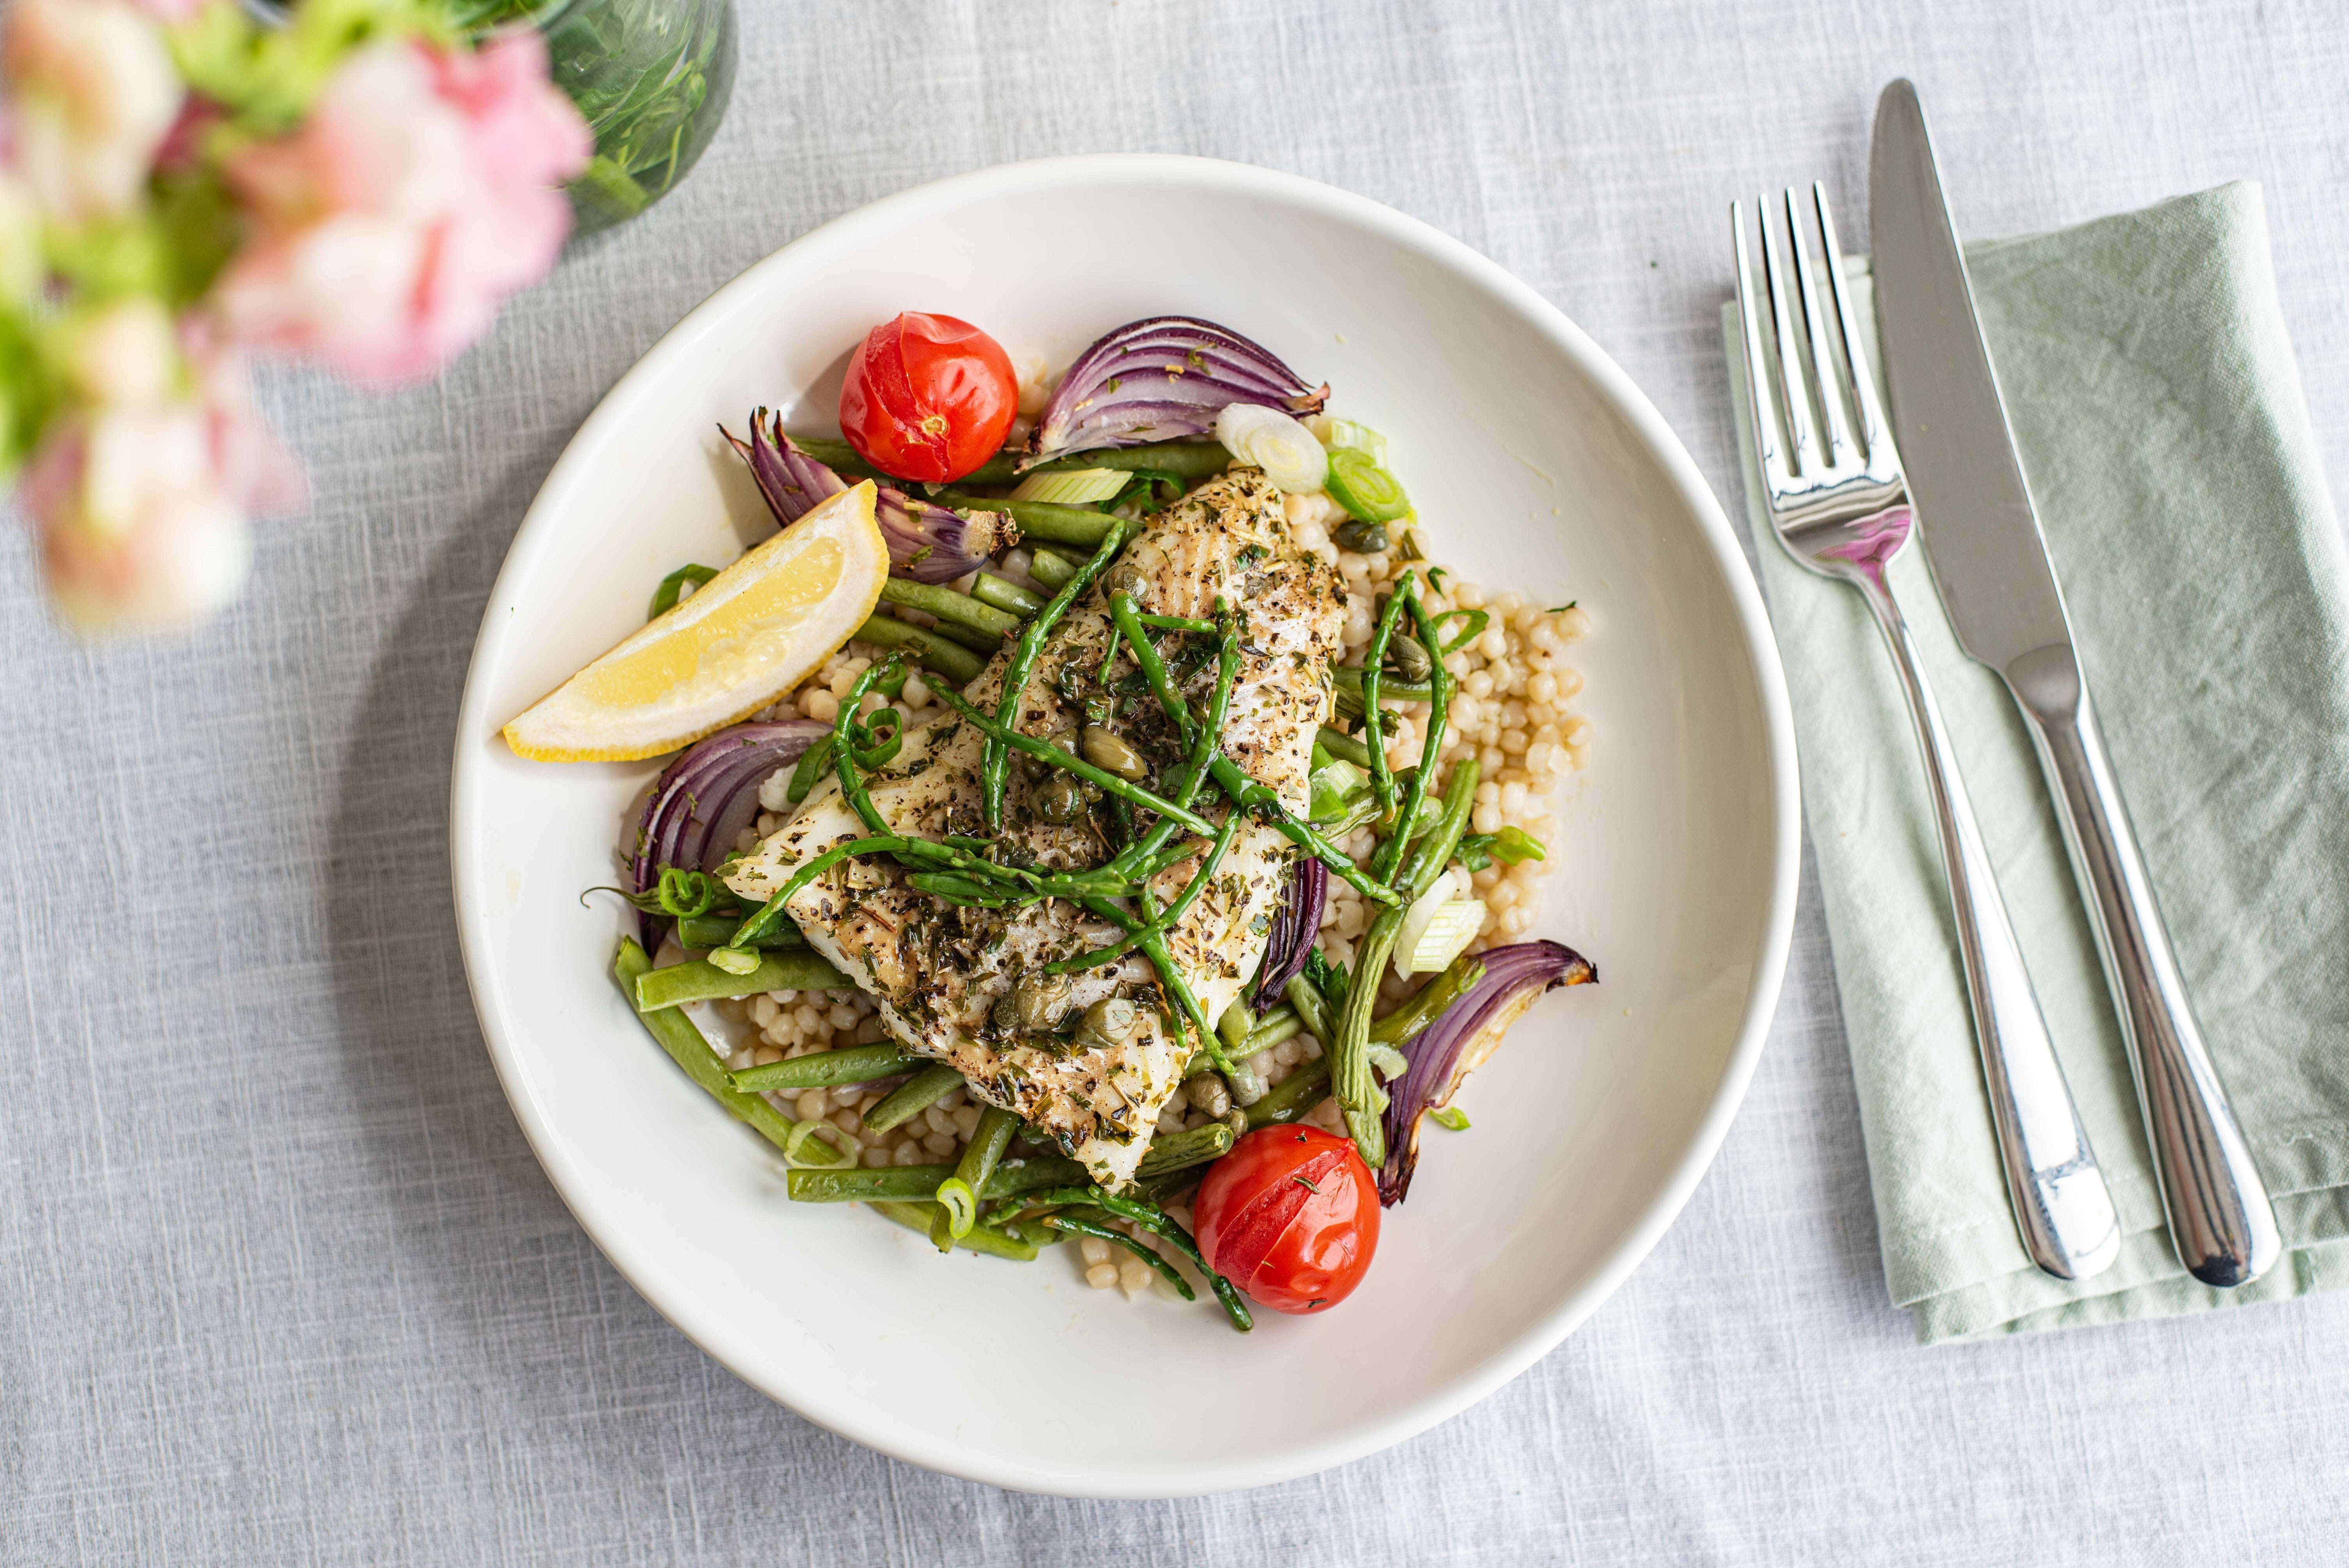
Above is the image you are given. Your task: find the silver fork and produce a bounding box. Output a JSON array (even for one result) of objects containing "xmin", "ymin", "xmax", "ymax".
[{"xmin": 1735, "ymin": 185, "xmax": 2120, "ymax": 1282}]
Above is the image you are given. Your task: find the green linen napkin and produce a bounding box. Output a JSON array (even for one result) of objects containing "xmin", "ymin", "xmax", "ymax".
[{"xmin": 1721, "ymin": 183, "xmax": 2349, "ymax": 1341}]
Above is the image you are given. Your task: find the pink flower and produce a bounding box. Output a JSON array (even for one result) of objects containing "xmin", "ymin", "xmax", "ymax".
[
  {"xmin": 2, "ymin": 0, "xmax": 184, "ymax": 223},
  {"xmin": 216, "ymin": 34, "xmax": 591, "ymax": 384},
  {"xmin": 24, "ymin": 300, "xmax": 302, "ymax": 635},
  {"xmin": 25, "ymin": 408, "xmax": 252, "ymax": 634}
]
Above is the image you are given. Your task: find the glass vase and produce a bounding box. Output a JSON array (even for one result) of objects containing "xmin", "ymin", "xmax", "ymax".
[{"xmin": 456, "ymin": 0, "xmax": 738, "ymax": 235}]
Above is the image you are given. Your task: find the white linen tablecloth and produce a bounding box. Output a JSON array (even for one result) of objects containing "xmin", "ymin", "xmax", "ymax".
[{"xmin": 7, "ymin": 1, "xmax": 2347, "ymax": 1561}]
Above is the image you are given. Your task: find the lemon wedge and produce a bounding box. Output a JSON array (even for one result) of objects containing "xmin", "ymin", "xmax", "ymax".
[{"xmin": 503, "ymin": 482, "xmax": 887, "ymax": 762}]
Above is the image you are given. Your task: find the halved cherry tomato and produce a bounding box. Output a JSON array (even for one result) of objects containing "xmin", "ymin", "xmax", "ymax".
[
  {"xmin": 1193, "ymin": 1125, "xmax": 1380, "ymax": 1314},
  {"xmin": 838, "ymin": 312, "xmax": 1017, "ymax": 484}
]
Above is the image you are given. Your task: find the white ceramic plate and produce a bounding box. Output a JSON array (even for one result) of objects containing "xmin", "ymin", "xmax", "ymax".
[{"xmin": 451, "ymin": 155, "xmax": 1796, "ymax": 1497}]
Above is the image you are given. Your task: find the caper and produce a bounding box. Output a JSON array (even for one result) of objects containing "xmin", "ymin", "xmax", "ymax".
[
  {"xmin": 989, "ymin": 993, "xmax": 1019, "ymax": 1033},
  {"xmin": 1011, "ymin": 971, "xmax": 1075, "ymax": 1032},
  {"xmin": 1034, "ymin": 771, "xmax": 1087, "ymax": 823},
  {"xmin": 1333, "ymin": 518, "xmax": 1390, "ymax": 553},
  {"xmin": 1073, "ymin": 996, "xmax": 1139, "ymax": 1051},
  {"xmin": 1081, "ymin": 726, "xmax": 1148, "ymax": 781},
  {"xmin": 1194, "ymin": 1075, "xmax": 1232, "ymax": 1119},
  {"xmin": 1102, "ymin": 539, "xmax": 1167, "ymax": 603},
  {"xmin": 1387, "ymin": 633, "xmax": 1433, "ymax": 683}
]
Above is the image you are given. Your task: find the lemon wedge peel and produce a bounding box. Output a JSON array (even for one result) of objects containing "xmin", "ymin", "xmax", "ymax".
[{"xmin": 502, "ymin": 482, "xmax": 887, "ymax": 763}]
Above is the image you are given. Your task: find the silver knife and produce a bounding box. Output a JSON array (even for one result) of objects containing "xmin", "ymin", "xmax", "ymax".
[{"xmin": 1869, "ymin": 77, "xmax": 2281, "ymax": 1289}]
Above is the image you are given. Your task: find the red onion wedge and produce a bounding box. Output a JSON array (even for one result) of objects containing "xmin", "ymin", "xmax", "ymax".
[
  {"xmin": 628, "ymin": 720, "xmax": 831, "ymax": 950},
  {"xmin": 1376, "ymin": 940, "xmax": 1598, "ymax": 1206},
  {"xmin": 1250, "ymin": 855, "xmax": 1327, "ymax": 1012},
  {"xmin": 1024, "ymin": 316, "xmax": 1329, "ymax": 469},
  {"xmin": 723, "ymin": 410, "xmax": 1016, "ymax": 583}
]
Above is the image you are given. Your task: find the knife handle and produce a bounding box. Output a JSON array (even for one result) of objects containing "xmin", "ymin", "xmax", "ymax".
[
  {"xmin": 1859, "ymin": 581, "xmax": 2119, "ymax": 1281},
  {"xmin": 2005, "ymin": 645, "xmax": 2283, "ymax": 1287}
]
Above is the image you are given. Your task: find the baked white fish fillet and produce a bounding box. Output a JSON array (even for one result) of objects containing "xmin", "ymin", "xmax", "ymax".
[{"xmin": 723, "ymin": 470, "xmax": 1347, "ymax": 1186}]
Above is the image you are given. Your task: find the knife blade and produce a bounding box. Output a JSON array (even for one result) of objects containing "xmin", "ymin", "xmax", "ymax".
[
  {"xmin": 1869, "ymin": 76, "xmax": 2280, "ymax": 1289},
  {"xmin": 1869, "ymin": 89, "xmax": 2071, "ymax": 672}
]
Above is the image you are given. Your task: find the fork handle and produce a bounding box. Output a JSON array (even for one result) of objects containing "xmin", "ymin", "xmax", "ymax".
[
  {"xmin": 1857, "ymin": 573, "xmax": 2121, "ymax": 1281},
  {"xmin": 2002, "ymin": 646, "xmax": 2282, "ymax": 1288}
]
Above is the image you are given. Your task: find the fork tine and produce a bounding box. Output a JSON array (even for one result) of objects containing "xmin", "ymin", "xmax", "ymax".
[
  {"xmin": 1730, "ymin": 202, "xmax": 1792, "ymax": 495},
  {"xmin": 1783, "ymin": 188, "xmax": 1854, "ymax": 470},
  {"xmin": 1756, "ymin": 195, "xmax": 1818, "ymax": 477},
  {"xmin": 1811, "ymin": 182, "xmax": 1890, "ymax": 463}
]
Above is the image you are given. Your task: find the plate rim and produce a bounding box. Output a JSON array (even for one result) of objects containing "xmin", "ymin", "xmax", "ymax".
[{"xmin": 449, "ymin": 151, "xmax": 1799, "ymax": 1497}]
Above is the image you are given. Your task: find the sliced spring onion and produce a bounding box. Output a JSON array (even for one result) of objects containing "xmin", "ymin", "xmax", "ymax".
[
  {"xmin": 1326, "ymin": 448, "xmax": 1412, "ymax": 523},
  {"xmin": 1009, "ymin": 467, "xmax": 1128, "ymax": 505},
  {"xmin": 783, "ymin": 1117, "xmax": 852, "ymax": 1168},
  {"xmin": 1430, "ymin": 1106, "xmax": 1471, "ymax": 1132},
  {"xmin": 1308, "ymin": 755, "xmax": 1370, "ymax": 827},
  {"xmin": 1213, "ymin": 403, "xmax": 1329, "ymax": 493},
  {"xmin": 1395, "ymin": 869, "xmax": 1487, "ymax": 976},
  {"xmin": 648, "ymin": 563, "xmax": 717, "ymax": 619},
  {"xmin": 1402, "ymin": 901, "xmax": 1486, "ymax": 977},
  {"xmin": 1307, "ymin": 416, "xmax": 1390, "ymax": 467}
]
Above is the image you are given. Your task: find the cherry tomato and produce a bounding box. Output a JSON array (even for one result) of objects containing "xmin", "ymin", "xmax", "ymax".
[
  {"xmin": 838, "ymin": 311, "xmax": 1017, "ymax": 483},
  {"xmin": 1194, "ymin": 1125, "xmax": 1380, "ymax": 1314}
]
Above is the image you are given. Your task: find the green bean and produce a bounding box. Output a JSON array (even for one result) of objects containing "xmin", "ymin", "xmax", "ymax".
[
  {"xmin": 877, "ymin": 577, "xmax": 1022, "ymax": 640},
  {"xmin": 1040, "ymin": 1210, "xmax": 1194, "ymax": 1298},
  {"xmin": 1026, "ymin": 546, "xmax": 1081, "ymax": 590},
  {"xmin": 1183, "ymin": 1004, "xmax": 1301, "ymax": 1076},
  {"xmin": 853, "ymin": 613, "xmax": 987, "ymax": 686},
  {"xmin": 1332, "ymin": 760, "xmax": 1480, "ymax": 1165},
  {"xmin": 1250, "ymin": 1005, "xmax": 1304, "ymax": 1051},
  {"xmin": 781, "ymin": 433, "xmax": 884, "ymax": 478},
  {"xmin": 1284, "ymin": 975, "xmax": 1336, "ymax": 1048},
  {"xmin": 862, "ymin": 1063, "xmax": 966, "ymax": 1133},
  {"xmin": 1205, "ymin": 755, "xmax": 1400, "ymax": 906},
  {"xmin": 1371, "ymin": 954, "xmax": 1485, "ymax": 1048},
  {"xmin": 1374, "ymin": 579, "xmax": 1451, "ymax": 887},
  {"xmin": 937, "ymin": 491, "xmax": 1118, "ymax": 548},
  {"xmin": 1134, "ymin": 1120, "xmax": 1236, "ymax": 1179},
  {"xmin": 784, "ymin": 1154, "xmax": 1089, "ymax": 1203},
  {"xmin": 1033, "ymin": 440, "xmax": 1230, "ymax": 478},
  {"xmin": 935, "ymin": 685, "xmax": 1216, "ymax": 838},
  {"xmin": 983, "ymin": 521, "xmax": 1126, "ymax": 829},
  {"xmin": 1021, "ymin": 1185, "xmax": 1250, "ymax": 1331},
  {"xmin": 633, "ymin": 950, "xmax": 854, "ymax": 1011},
  {"xmin": 869, "ymin": 1201, "xmax": 1039, "ymax": 1261},
  {"xmin": 1360, "ymin": 581, "xmax": 1409, "ymax": 839},
  {"xmin": 675, "ymin": 912, "xmax": 803, "ymax": 950},
  {"xmin": 970, "ymin": 572, "xmax": 1044, "ymax": 618},
  {"xmin": 927, "ymin": 619, "xmax": 1006, "ymax": 655},
  {"xmin": 1316, "ymin": 725, "xmax": 1373, "ymax": 770},
  {"xmin": 1144, "ymin": 1167, "xmax": 1208, "ymax": 1205},
  {"xmin": 1398, "ymin": 754, "xmax": 1482, "ymax": 902},
  {"xmin": 615, "ymin": 939, "xmax": 808, "ymax": 1157},
  {"xmin": 1244, "ymin": 1056, "xmax": 1331, "ymax": 1130},
  {"xmin": 931, "ymin": 1105, "xmax": 1020, "ymax": 1249},
  {"xmin": 725, "ymin": 1042, "xmax": 920, "ymax": 1093},
  {"xmin": 779, "ymin": 436, "xmax": 1225, "ymax": 491},
  {"xmin": 1217, "ymin": 999, "xmax": 1252, "ymax": 1061},
  {"xmin": 1330, "ymin": 664, "xmax": 1431, "ymax": 722}
]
